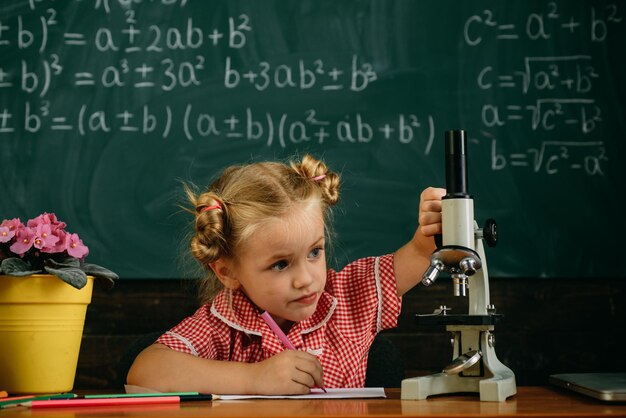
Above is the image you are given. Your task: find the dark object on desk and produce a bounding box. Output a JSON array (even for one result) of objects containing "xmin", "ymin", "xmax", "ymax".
[
  {"xmin": 550, "ymin": 373, "xmax": 626, "ymax": 402},
  {"xmin": 117, "ymin": 331, "xmax": 165, "ymax": 388},
  {"xmin": 365, "ymin": 335, "xmax": 404, "ymax": 388},
  {"xmin": 117, "ymin": 332, "xmax": 404, "ymax": 389}
]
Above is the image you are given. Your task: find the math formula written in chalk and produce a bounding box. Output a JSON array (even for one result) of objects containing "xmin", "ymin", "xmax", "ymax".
[{"xmin": 0, "ymin": 0, "xmax": 623, "ymax": 176}]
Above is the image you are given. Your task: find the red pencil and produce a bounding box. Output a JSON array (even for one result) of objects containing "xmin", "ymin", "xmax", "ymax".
[{"xmin": 30, "ymin": 396, "xmax": 180, "ymax": 408}]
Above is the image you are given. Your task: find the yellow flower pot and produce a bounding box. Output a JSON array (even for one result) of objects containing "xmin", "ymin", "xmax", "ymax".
[{"xmin": 0, "ymin": 274, "xmax": 93, "ymax": 394}]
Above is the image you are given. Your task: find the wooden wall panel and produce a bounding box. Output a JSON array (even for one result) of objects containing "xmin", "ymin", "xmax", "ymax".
[{"xmin": 76, "ymin": 278, "xmax": 625, "ymax": 389}]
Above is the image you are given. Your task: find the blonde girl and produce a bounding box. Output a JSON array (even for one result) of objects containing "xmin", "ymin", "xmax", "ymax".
[{"xmin": 128, "ymin": 154, "xmax": 445, "ymax": 395}]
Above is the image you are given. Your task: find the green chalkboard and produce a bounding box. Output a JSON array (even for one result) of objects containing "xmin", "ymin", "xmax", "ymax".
[{"xmin": 1, "ymin": 0, "xmax": 625, "ymax": 279}]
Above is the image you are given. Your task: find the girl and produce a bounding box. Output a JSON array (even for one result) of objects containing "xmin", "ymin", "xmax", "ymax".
[{"xmin": 127, "ymin": 155, "xmax": 445, "ymax": 395}]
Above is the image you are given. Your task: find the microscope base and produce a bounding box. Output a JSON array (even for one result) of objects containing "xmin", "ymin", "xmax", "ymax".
[
  {"xmin": 401, "ymin": 370, "xmax": 516, "ymax": 402},
  {"xmin": 401, "ymin": 328, "xmax": 516, "ymax": 402}
]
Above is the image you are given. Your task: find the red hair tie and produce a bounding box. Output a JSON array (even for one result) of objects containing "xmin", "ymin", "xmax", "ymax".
[
  {"xmin": 311, "ymin": 174, "xmax": 326, "ymax": 182},
  {"xmin": 200, "ymin": 204, "xmax": 222, "ymax": 212}
]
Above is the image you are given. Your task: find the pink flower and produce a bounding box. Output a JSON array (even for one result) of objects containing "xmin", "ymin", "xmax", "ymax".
[
  {"xmin": 34, "ymin": 223, "xmax": 60, "ymax": 252},
  {"xmin": 0, "ymin": 218, "xmax": 22, "ymax": 243},
  {"xmin": 51, "ymin": 229, "xmax": 68, "ymax": 253},
  {"xmin": 2, "ymin": 214, "xmax": 90, "ymax": 260},
  {"xmin": 0, "ymin": 226, "xmax": 13, "ymax": 243},
  {"xmin": 9, "ymin": 226, "xmax": 35, "ymax": 256},
  {"xmin": 66, "ymin": 233, "xmax": 89, "ymax": 259},
  {"xmin": 27, "ymin": 213, "xmax": 66, "ymax": 231}
]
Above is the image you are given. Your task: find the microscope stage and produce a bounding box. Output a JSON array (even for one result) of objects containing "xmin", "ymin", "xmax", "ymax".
[{"xmin": 416, "ymin": 313, "xmax": 504, "ymax": 326}]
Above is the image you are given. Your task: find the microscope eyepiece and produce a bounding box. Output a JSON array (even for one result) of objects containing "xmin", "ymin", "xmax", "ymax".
[{"xmin": 444, "ymin": 130, "xmax": 470, "ymax": 198}]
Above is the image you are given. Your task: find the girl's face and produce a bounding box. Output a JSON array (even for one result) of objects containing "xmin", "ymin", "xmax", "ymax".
[{"xmin": 226, "ymin": 200, "xmax": 327, "ymax": 331}]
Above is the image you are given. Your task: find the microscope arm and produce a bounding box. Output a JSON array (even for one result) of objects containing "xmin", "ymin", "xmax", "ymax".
[{"xmin": 469, "ymin": 222, "xmax": 490, "ymax": 316}]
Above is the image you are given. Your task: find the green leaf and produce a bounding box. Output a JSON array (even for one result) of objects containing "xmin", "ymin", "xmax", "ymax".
[
  {"xmin": 46, "ymin": 256, "xmax": 80, "ymax": 269},
  {"xmin": 44, "ymin": 265, "xmax": 88, "ymax": 289},
  {"xmin": 1, "ymin": 258, "xmax": 42, "ymax": 276},
  {"xmin": 80, "ymin": 263, "xmax": 118, "ymax": 289}
]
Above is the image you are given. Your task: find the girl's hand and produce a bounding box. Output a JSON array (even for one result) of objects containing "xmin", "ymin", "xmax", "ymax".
[
  {"xmin": 413, "ymin": 187, "xmax": 446, "ymax": 252},
  {"xmin": 394, "ymin": 187, "xmax": 446, "ymax": 296},
  {"xmin": 250, "ymin": 350, "xmax": 325, "ymax": 395}
]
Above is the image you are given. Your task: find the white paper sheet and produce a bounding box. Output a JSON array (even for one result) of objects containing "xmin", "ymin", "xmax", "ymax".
[
  {"xmin": 213, "ymin": 387, "xmax": 386, "ymax": 400},
  {"xmin": 125, "ymin": 384, "xmax": 386, "ymax": 400}
]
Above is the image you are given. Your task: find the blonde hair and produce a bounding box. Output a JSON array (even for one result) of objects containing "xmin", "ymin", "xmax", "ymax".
[{"xmin": 185, "ymin": 154, "xmax": 340, "ymax": 304}]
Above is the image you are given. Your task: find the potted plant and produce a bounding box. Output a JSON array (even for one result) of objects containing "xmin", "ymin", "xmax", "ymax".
[{"xmin": 0, "ymin": 213, "xmax": 118, "ymax": 394}]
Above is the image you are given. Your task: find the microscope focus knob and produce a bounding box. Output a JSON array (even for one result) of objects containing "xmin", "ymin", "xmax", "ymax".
[{"xmin": 483, "ymin": 218, "xmax": 498, "ymax": 247}]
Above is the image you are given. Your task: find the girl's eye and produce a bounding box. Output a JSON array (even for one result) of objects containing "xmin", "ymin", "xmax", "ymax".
[
  {"xmin": 309, "ymin": 247, "xmax": 324, "ymax": 259},
  {"xmin": 271, "ymin": 260, "xmax": 289, "ymax": 271}
]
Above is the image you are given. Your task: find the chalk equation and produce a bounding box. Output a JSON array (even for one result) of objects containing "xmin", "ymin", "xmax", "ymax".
[
  {"xmin": 464, "ymin": 2, "xmax": 622, "ymax": 44},
  {"xmin": 3, "ymin": 8, "xmax": 251, "ymax": 53},
  {"xmin": 5, "ymin": 54, "xmax": 377, "ymax": 96},
  {"xmin": 477, "ymin": 56, "xmax": 599, "ymax": 95},
  {"xmin": 0, "ymin": 104, "xmax": 435, "ymax": 150},
  {"xmin": 481, "ymin": 98, "xmax": 602, "ymax": 134},
  {"xmin": 491, "ymin": 139, "xmax": 607, "ymax": 176}
]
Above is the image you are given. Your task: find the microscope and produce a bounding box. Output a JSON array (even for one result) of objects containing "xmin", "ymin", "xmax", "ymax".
[{"xmin": 401, "ymin": 130, "xmax": 516, "ymax": 402}]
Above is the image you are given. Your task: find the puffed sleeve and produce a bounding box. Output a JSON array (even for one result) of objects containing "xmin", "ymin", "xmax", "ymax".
[
  {"xmin": 156, "ymin": 304, "xmax": 229, "ymax": 359},
  {"xmin": 325, "ymin": 254, "xmax": 402, "ymax": 344}
]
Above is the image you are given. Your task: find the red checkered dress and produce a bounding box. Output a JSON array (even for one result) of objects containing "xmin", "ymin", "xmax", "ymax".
[{"xmin": 156, "ymin": 254, "xmax": 401, "ymax": 388}]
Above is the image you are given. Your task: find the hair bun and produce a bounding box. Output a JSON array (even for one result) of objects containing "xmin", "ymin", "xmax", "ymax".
[
  {"xmin": 291, "ymin": 154, "xmax": 340, "ymax": 205},
  {"xmin": 184, "ymin": 187, "xmax": 226, "ymax": 265}
]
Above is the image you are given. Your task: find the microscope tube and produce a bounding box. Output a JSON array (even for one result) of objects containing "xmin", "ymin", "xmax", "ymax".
[{"xmin": 442, "ymin": 130, "xmax": 475, "ymax": 249}]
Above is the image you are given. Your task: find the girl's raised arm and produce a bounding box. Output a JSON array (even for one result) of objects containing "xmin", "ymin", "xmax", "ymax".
[{"xmin": 393, "ymin": 187, "xmax": 446, "ymax": 296}]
